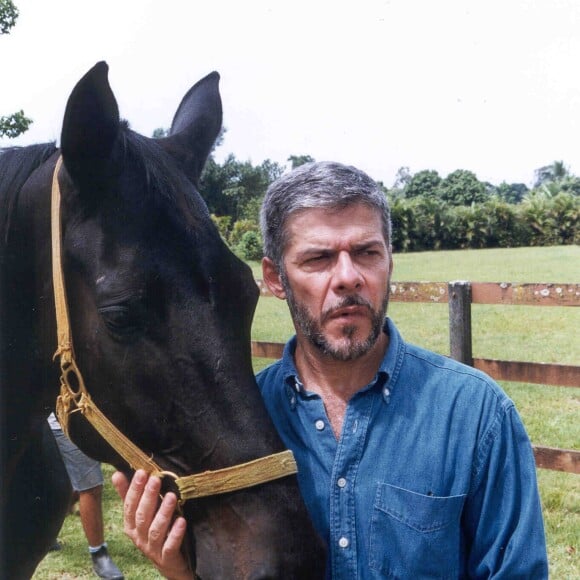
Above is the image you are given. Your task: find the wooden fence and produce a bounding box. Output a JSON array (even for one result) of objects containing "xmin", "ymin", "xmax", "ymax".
[{"xmin": 251, "ymin": 281, "xmax": 580, "ymax": 474}]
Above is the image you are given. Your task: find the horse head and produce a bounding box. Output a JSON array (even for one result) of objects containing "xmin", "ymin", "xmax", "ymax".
[{"xmin": 51, "ymin": 62, "xmax": 324, "ymax": 578}]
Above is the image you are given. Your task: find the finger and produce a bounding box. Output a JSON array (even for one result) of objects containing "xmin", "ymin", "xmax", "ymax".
[
  {"xmin": 162, "ymin": 516, "xmax": 189, "ymax": 565},
  {"xmin": 149, "ymin": 491, "xmax": 180, "ymax": 545},
  {"xmin": 123, "ymin": 469, "xmax": 149, "ymax": 530},
  {"xmin": 111, "ymin": 471, "xmax": 129, "ymax": 500},
  {"xmin": 135, "ymin": 474, "xmax": 163, "ymax": 537}
]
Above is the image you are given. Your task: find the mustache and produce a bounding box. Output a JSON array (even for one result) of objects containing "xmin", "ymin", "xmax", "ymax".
[{"xmin": 321, "ymin": 295, "xmax": 374, "ymax": 323}]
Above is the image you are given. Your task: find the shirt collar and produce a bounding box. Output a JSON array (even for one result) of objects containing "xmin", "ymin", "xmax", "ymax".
[{"xmin": 280, "ymin": 318, "xmax": 403, "ymax": 406}]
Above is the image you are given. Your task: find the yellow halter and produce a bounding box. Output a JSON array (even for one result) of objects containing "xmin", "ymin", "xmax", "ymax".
[{"xmin": 51, "ymin": 156, "xmax": 297, "ymax": 502}]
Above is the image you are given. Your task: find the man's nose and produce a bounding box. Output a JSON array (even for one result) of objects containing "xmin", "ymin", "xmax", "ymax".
[{"xmin": 333, "ymin": 251, "xmax": 363, "ymax": 292}]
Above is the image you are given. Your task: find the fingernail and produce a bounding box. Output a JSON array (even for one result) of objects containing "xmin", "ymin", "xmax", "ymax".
[
  {"xmin": 134, "ymin": 470, "xmax": 147, "ymax": 485},
  {"xmin": 174, "ymin": 517, "xmax": 186, "ymax": 532},
  {"xmin": 146, "ymin": 476, "xmax": 161, "ymax": 491},
  {"xmin": 163, "ymin": 492, "xmax": 177, "ymax": 506}
]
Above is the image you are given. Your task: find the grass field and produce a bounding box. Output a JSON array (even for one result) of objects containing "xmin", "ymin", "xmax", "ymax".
[{"xmin": 34, "ymin": 246, "xmax": 579, "ymax": 579}]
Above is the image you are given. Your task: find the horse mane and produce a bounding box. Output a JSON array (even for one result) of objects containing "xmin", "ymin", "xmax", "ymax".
[{"xmin": 0, "ymin": 143, "xmax": 58, "ymax": 246}]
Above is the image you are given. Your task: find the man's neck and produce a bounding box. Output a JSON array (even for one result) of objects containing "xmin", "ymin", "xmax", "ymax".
[{"xmin": 293, "ymin": 331, "xmax": 389, "ymax": 438}]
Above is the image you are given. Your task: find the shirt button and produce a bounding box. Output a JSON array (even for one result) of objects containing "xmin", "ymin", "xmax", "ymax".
[
  {"xmin": 338, "ymin": 537, "xmax": 349, "ymax": 548},
  {"xmin": 315, "ymin": 419, "xmax": 325, "ymax": 431},
  {"xmin": 337, "ymin": 477, "xmax": 347, "ymax": 488},
  {"xmin": 382, "ymin": 386, "xmax": 391, "ymax": 403}
]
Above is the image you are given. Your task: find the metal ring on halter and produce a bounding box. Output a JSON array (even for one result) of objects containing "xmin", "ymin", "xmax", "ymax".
[
  {"xmin": 157, "ymin": 470, "xmax": 186, "ymax": 509},
  {"xmin": 61, "ymin": 362, "xmax": 85, "ymax": 398}
]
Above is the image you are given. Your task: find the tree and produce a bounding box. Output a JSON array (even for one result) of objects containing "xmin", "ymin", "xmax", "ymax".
[
  {"xmin": 560, "ymin": 176, "xmax": 580, "ymax": 197},
  {"xmin": 0, "ymin": 0, "xmax": 18, "ymax": 33},
  {"xmin": 1, "ymin": 1, "xmax": 33, "ymax": 138},
  {"xmin": 152, "ymin": 127, "xmax": 169, "ymax": 138},
  {"xmin": 287, "ymin": 154, "xmax": 314, "ymax": 169},
  {"xmin": 392, "ymin": 166, "xmax": 412, "ymax": 189},
  {"xmin": 200, "ymin": 154, "xmax": 240, "ymax": 216},
  {"xmin": 223, "ymin": 158, "xmax": 284, "ymax": 223},
  {"xmin": 533, "ymin": 160, "xmax": 569, "ymax": 188},
  {"xmin": 0, "ymin": 109, "xmax": 32, "ymax": 137},
  {"xmin": 200, "ymin": 154, "xmax": 283, "ymax": 223},
  {"xmin": 405, "ymin": 169, "xmax": 441, "ymax": 199},
  {"xmin": 495, "ymin": 182, "xmax": 528, "ymax": 204},
  {"xmin": 438, "ymin": 169, "xmax": 486, "ymax": 206}
]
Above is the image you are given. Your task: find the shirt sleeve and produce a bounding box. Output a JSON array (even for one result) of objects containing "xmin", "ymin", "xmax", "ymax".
[{"xmin": 463, "ymin": 403, "xmax": 549, "ymax": 578}]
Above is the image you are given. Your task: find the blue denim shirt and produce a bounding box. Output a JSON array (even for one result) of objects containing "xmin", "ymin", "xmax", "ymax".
[{"xmin": 256, "ymin": 318, "xmax": 548, "ymax": 579}]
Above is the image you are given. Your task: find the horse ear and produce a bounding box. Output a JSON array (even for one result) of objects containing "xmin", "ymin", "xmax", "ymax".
[
  {"xmin": 162, "ymin": 71, "xmax": 222, "ymax": 187},
  {"xmin": 60, "ymin": 61, "xmax": 120, "ymax": 187}
]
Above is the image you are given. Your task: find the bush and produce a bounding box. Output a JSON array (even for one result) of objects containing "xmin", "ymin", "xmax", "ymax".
[
  {"xmin": 550, "ymin": 192, "xmax": 579, "ymax": 244},
  {"xmin": 390, "ymin": 197, "xmax": 415, "ymax": 252},
  {"xmin": 230, "ymin": 219, "xmax": 258, "ymax": 247},
  {"xmin": 483, "ymin": 199, "xmax": 521, "ymax": 248},
  {"xmin": 235, "ymin": 230, "xmax": 263, "ymax": 261},
  {"xmin": 409, "ymin": 197, "xmax": 454, "ymax": 251},
  {"xmin": 211, "ymin": 214, "xmax": 232, "ymax": 243},
  {"xmin": 387, "ymin": 194, "xmax": 579, "ymax": 251},
  {"xmin": 520, "ymin": 196, "xmax": 558, "ymax": 246}
]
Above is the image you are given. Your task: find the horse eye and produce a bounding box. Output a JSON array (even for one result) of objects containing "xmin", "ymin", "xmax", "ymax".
[{"xmin": 99, "ymin": 305, "xmax": 141, "ymax": 337}]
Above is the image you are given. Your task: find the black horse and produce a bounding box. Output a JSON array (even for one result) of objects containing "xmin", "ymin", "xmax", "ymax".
[{"xmin": 0, "ymin": 62, "xmax": 325, "ymax": 579}]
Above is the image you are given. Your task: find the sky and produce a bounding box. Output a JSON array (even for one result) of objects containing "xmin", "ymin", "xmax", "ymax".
[{"xmin": 1, "ymin": 0, "xmax": 579, "ymax": 188}]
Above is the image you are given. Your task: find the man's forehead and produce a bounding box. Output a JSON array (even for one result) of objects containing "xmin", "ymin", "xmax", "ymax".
[
  {"xmin": 284, "ymin": 205, "xmax": 386, "ymax": 248},
  {"xmin": 286, "ymin": 203, "xmax": 382, "ymax": 225}
]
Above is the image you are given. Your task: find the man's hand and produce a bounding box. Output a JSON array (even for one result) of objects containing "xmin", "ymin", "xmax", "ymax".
[{"xmin": 112, "ymin": 470, "xmax": 193, "ymax": 580}]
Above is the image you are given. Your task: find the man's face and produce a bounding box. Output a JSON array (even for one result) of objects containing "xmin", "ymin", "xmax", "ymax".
[{"xmin": 277, "ymin": 204, "xmax": 392, "ymax": 361}]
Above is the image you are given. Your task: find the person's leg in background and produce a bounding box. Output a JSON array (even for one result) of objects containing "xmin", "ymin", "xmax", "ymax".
[{"xmin": 48, "ymin": 413, "xmax": 123, "ymax": 580}]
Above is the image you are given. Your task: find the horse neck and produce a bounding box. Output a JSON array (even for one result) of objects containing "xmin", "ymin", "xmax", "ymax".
[{"xmin": 2, "ymin": 157, "xmax": 58, "ymax": 420}]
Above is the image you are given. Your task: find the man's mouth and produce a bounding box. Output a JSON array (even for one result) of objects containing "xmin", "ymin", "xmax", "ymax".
[
  {"xmin": 324, "ymin": 302, "xmax": 372, "ymax": 324},
  {"xmin": 330, "ymin": 305, "xmax": 367, "ymax": 318}
]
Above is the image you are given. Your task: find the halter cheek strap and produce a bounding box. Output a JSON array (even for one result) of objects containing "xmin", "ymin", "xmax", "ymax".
[{"xmin": 51, "ymin": 156, "xmax": 298, "ymax": 501}]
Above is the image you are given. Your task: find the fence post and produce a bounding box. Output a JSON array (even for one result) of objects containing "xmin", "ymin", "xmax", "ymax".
[{"xmin": 448, "ymin": 280, "xmax": 473, "ymax": 366}]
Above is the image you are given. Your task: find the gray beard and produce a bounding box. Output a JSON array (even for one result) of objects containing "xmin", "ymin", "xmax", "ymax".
[{"xmin": 282, "ymin": 274, "xmax": 389, "ymax": 362}]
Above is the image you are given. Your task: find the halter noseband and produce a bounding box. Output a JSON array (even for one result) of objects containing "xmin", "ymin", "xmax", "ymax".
[{"xmin": 51, "ymin": 156, "xmax": 298, "ymax": 502}]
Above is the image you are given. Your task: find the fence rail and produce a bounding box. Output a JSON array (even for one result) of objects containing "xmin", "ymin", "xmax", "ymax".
[{"xmin": 252, "ymin": 280, "xmax": 580, "ymax": 474}]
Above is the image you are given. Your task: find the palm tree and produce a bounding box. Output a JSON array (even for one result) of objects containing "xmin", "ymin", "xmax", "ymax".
[{"xmin": 533, "ymin": 160, "xmax": 569, "ymax": 188}]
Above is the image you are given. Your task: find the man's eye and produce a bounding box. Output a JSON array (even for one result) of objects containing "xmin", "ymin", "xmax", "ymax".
[
  {"xmin": 359, "ymin": 249, "xmax": 380, "ymax": 258},
  {"xmin": 304, "ymin": 254, "xmax": 331, "ymax": 266}
]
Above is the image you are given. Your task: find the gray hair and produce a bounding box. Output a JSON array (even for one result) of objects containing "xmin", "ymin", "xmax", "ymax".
[{"xmin": 260, "ymin": 161, "xmax": 391, "ymax": 269}]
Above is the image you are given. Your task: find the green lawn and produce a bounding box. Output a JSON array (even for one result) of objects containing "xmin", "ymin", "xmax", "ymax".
[
  {"xmin": 34, "ymin": 246, "xmax": 579, "ymax": 579},
  {"xmin": 391, "ymin": 245, "xmax": 580, "ymax": 283}
]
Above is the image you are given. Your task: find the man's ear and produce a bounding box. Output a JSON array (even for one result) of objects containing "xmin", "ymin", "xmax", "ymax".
[{"xmin": 262, "ymin": 257, "xmax": 287, "ymax": 300}]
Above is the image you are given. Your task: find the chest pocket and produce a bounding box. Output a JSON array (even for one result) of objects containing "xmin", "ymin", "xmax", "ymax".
[{"xmin": 369, "ymin": 483, "xmax": 466, "ymax": 579}]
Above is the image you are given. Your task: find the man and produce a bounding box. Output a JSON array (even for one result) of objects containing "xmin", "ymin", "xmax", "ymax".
[
  {"xmin": 113, "ymin": 162, "xmax": 548, "ymax": 578},
  {"xmin": 48, "ymin": 414, "xmax": 124, "ymax": 580}
]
